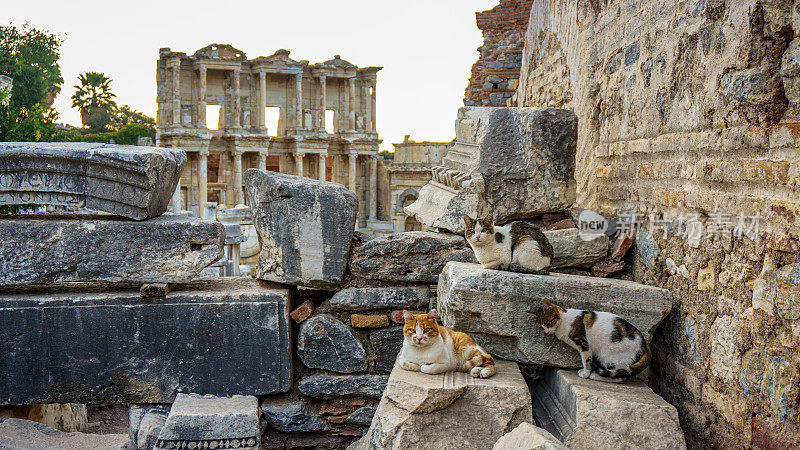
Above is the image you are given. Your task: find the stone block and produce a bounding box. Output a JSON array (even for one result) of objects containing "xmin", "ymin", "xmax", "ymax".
[
  {"xmin": 329, "ymin": 286, "xmax": 429, "ymax": 311},
  {"xmin": 353, "ymin": 360, "xmax": 531, "ymax": 449},
  {"xmin": 370, "ymin": 326, "xmax": 405, "ymax": 371},
  {"xmin": 437, "ymin": 262, "xmax": 673, "ymax": 368},
  {"xmin": 0, "ymin": 418, "xmax": 130, "ymax": 449},
  {"xmin": 0, "ymin": 142, "xmax": 185, "ymax": 220},
  {"xmin": 349, "ymin": 231, "xmax": 476, "ymax": 283},
  {"xmin": 0, "ymin": 278, "xmax": 292, "ymax": 404},
  {"xmin": 298, "ymin": 374, "xmax": 389, "ymax": 399},
  {"xmin": 244, "ymin": 169, "xmax": 357, "ymax": 290},
  {"xmin": 547, "ymin": 228, "xmax": 609, "ymax": 269},
  {"xmin": 405, "ymin": 107, "xmax": 577, "ymax": 233},
  {"xmin": 346, "ymin": 406, "xmax": 377, "ymax": 426},
  {"xmin": 298, "ymin": 314, "xmax": 367, "ymax": 373},
  {"xmin": 531, "ymin": 369, "xmax": 685, "ymax": 449},
  {"xmin": 156, "ymin": 394, "xmax": 260, "ymax": 449},
  {"xmin": 261, "ymin": 400, "xmax": 328, "ymax": 433},
  {"xmin": 0, "ymin": 215, "xmax": 224, "ymax": 287},
  {"xmin": 128, "ymin": 404, "xmax": 170, "ymax": 450},
  {"xmin": 0, "ymin": 403, "xmax": 87, "ymax": 433},
  {"xmin": 351, "ymin": 313, "xmax": 389, "ymax": 328},
  {"xmin": 493, "ymin": 422, "xmax": 568, "ymax": 450}
]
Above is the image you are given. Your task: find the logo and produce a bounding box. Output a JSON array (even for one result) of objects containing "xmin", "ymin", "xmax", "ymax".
[{"xmin": 576, "ymin": 209, "xmax": 609, "ymax": 241}]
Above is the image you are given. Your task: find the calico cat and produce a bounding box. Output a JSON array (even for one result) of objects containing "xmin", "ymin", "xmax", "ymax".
[
  {"xmin": 463, "ymin": 214, "xmax": 554, "ymax": 274},
  {"xmin": 528, "ymin": 300, "xmax": 651, "ymax": 382},
  {"xmin": 397, "ymin": 309, "xmax": 496, "ymax": 378}
]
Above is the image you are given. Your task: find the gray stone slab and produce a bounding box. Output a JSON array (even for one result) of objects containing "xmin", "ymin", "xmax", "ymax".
[
  {"xmin": 547, "ymin": 228, "xmax": 609, "ymax": 269},
  {"xmin": 260, "ymin": 400, "xmax": 328, "ymax": 433},
  {"xmin": 0, "ymin": 215, "xmax": 224, "ymax": 287},
  {"xmin": 437, "ymin": 262, "xmax": 673, "ymax": 368},
  {"xmin": 298, "ymin": 314, "xmax": 367, "ymax": 373},
  {"xmin": 128, "ymin": 404, "xmax": 170, "ymax": 450},
  {"xmin": 348, "ymin": 231, "xmax": 476, "ymax": 282},
  {"xmin": 297, "ymin": 374, "xmax": 389, "ymax": 399},
  {"xmin": 406, "ymin": 107, "xmax": 577, "ymax": 233},
  {"xmin": 156, "ymin": 393, "xmax": 260, "ymax": 449},
  {"xmin": 0, "ymin": 418, "xmax": 130, "ymax": 449},
  {"xmin": 370, "ymin": 326, "xmax": 405, "ymax": 372},
  {"xmin": 531, "ymin": 369, "xmax": 685, "ymax": 449},
  {"xmin": 0, "ymin": 278, "xmax": 292, "ymax": 404},
  {"xmin": 353, "ymin": 360, "xmax": 531, "ymax": 449},
  {"xmin": 328, "ymin": 286, "xmax": 430, "ymax": 311},
  {"xmin": 0, "ymin": 142, "xmax": 185, "ymax": 220},
  {"xmin": 244, "ymin": 169, "xmax": 357, "ymax": 290}
]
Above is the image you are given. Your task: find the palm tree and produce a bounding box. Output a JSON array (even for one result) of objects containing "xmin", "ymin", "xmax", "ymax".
[{"xmin": 71, "ymin": 72, "xmax": 116, "ymax": 128}]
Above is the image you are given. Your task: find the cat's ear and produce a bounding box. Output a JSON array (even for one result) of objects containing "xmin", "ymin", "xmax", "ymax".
[
  {"xmin": 485, "ymin": 213, "xmax": 493, "ymax": 225},
  {"xmin": 542, "ymin": 300, "xmax": 557, "ymax": 311},
  {"xmin": 463, "ymin": 215, "xmax": 475, "ymax": 228},
  {"xmin": 427, "ymin": 309, "xmax": 438, "ymax": 321},
  {"xmin": 402, "ymin": 310, "xmax": 413, "ymax": 322}
]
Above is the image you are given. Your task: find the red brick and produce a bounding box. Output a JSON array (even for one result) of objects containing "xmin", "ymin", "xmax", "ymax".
[
  {"xmin": 611, "ymin": 234, "xmax": 634, "ymax": 261},
  {"xmin": 592, "ymin": 260, "xmax": 626, "ymax": 278},
  {"xmin": 327, "ymin": 415, "xmax": 348, "ymax": 424},
  {"xmin": 351, "ymin": 399, "xmax": 366, "ymax": 407},
  {"xmin": 289, "ymin": 300, "xmax": 314, "ymax": 323},
  {"xmin": 546, "ymin": 219, "xmax": 575, "ymax": 230},
  {"xmin": 332, "ymin": 426, "xmax": 365, "ymax": 437},
  {"xmin": 320, "ymin": 403, "xmax": 349, "ymax": 416}
]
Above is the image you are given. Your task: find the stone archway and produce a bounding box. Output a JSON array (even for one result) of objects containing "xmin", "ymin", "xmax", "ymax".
[{"xmin": 397, "ymin": 188, "xmax": 419, "ymax": 212}]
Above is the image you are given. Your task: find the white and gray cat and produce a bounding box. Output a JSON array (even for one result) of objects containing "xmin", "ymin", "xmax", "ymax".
[
  {"xmin": 463, "ymin": 214, "xmax": 554, "ymax": 274},
  {"xmin": 529, "ymin": 300, "xmax": 651, "ymax": 382}
]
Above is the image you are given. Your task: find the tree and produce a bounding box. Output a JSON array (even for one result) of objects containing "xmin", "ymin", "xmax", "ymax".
[
  {"xmin": 108, "ymin": 104, "xmax": 155, "ymax": 135},
  {"xmin": 0, "ymin": 23, "xmax": 64, "ymax": 111},
  {"xmin": 71, "ymin": 72, "xmax": 116, "ymax": 131}
]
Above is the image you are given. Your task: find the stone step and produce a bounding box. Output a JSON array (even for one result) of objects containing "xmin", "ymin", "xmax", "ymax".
[
  {"xmin": 0, "ymin": 142, "xmax": 185, "ymax": 220},
  {"xmin": 531, "ymin": 369, "xmax": 686, "ymax": 449},
  {"xmin": 0, "ymin": 214, "xmax": 224, "ymax": 287},
  {"xmin": 155, "ymin": 393, "xmax": 260, "ymax": 450},
  {"xmin": 0, "ymin": 418, "xmax": 130, "ymax": 449},
  {"xmin": 438, "ymin": 262, "xmax": 673, "ymax": 368},
  {"xmin": 493, "ymin": 422, "xmax": 568, "ymax": 450},
  {"xmin": 352, "ymin": 360, "xmax": 532, "ymax": 449},
  {"xmin": 0, "ymin": 278, "xmax": 291, "ymax": 404}
]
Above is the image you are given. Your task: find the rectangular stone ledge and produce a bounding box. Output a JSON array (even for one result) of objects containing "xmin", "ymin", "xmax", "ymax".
[
  {"xmin": 531, "ymin": 369, "xmax": 686, "ymax": 449},
  {"xmin": 0, "ymin": 278, "xmax": 292, "ymax": 404},
  {"xmin": 0, "ymin": 214, "xmax": 224, "ymax": 288},
  {"xmin": 0, "ymin": 142, "xmax": 186, "ymax": 220},
  {"xmin": 438, "ymin": 262, "xmax": 673, "ymax": 368}
]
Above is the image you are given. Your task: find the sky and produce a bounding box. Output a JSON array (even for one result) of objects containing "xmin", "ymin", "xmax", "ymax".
[{"xmin": 7, "ymin": 0, "xmax": 498, "ymax": 151}]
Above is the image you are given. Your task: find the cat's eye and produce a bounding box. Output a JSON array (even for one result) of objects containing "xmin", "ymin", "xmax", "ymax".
[{"xmin": 424, "ymin": 328, "xmax": 433, "ymax": 333}]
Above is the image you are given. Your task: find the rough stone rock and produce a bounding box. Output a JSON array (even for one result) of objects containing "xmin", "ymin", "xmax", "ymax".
[
  {"xmin": 0, "ymin": 403, "xmax": 87, "ymax": 433},
  {"xmin": 351, "ymin": 313, "xmax": 389, "ymax": 328},
  {"xmin": 405, "ymin": 107, "xmax": 577, "ymax": 233},
  {"xmin": 298, "ymin": 314, "xmax": 367, "ymax": 373},
  {"xmin": 0, "ymin": 142, "xmax": 185, "ymax": 220},
  {"xmin": 370, "ymin": 326, "xmax": 405, "ymax": 371},
  {"xmin": 244, "ymin": 169, "xmax": 357, "ymax": 290},
  {"xmin": 0, "ymin": 418, "xmax": 130, "ymax": 449},
  {"xmin": 346, "ymin": 406, "xmax": 377, "ymax": 426},
  {"xmin": 438, "ymin": 262, "xmax": 673, "ymax": 368},
  {"xmin": 531, "ymin": 369, "xmax": 685, "ymax": 449},
  {"xmin": 349, "ymin": 231, "xmax": 476, "ymax": 283},
  {"xmin": 156, "ymin": 394, "xmax": 260, "ymax": 449},
  {"xmin": 0, "ymin": 278, "xmax": 291, "ymax": 404},
  {"xmin": 493, "ymin": 422, "xmax": 568, "ymax": 450},
  {"xmin": 128, "ymin": 404, "xmax": 170, "ymax": 450},
  {"xmin": 0, "ymin": 215, "xmax": 224, "ymax": 287},
  {"xmin": 353, "ymin": 360, "xmax": 531, "ymax": 449},
  {"xmin": 546, "ymin": 228, "xmax": 609, "ymax": 269},
  {"xmin": 776, "ymin": 262, "xmax": 800, "ymax": 320},
  {"xmin": 261, "ymin": 400, "xmax": 328, "ymax": 433},
  {"xmin": 297, "ymin": 374, "xmax": 389, "ymax": 399},
  {"xmin": 329, "ymin": 286, "xmax": 430, "ymax": 311}
]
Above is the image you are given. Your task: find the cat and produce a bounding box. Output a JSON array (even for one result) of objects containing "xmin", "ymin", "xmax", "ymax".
[
  {"xmin": 463, "ymin": 214, "xmax": 554, "ymax": 274},
  {"xmin": 397, "ymin": 309, "xmax": 496, "ymax": 378},
  {"xmin": 528, "ymin": 300, "xmax": 651, "ymax": 382}
]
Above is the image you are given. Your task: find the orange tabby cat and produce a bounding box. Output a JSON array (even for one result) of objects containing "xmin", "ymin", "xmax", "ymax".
[{"xmin": 397, "ymin": 309, "xmax": 496, "ymax": 378}]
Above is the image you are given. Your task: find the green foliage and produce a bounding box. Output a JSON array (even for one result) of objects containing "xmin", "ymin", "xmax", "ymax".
[
  {"xmin": 71, "ymin": 72, "xmax": 116, "ymax": 132},
  {"xmin": 0, "ymin": 101, "xmax": 71, "ymax": 142},
  {"xmin": 0, "ymin": 23, "xmax": 64, "ymax": 111},
  {"xmin": 379, "ymin": 150, "xmax": 394, "ymax": 160},
  {"xmin": 70, "ymin": 123, "xmax": 153, "ymax": 145},
  {"xmin": 108, "ymin": 104, "xmax": 155, "ymax": 133}
]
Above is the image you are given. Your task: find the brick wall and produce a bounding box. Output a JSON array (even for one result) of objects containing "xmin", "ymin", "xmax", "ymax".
[
  {"xmin": 517, "ymin": 0, "xmax": 800, "ymax": 447},
  {"xmin": 464, "ymin": 0, "xmax": 535, "ymax": 106}
]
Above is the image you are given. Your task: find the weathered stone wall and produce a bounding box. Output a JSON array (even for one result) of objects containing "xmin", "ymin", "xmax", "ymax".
[
  {"xmin": 464, "ymin": 0, "xmax": 535, "ymax": 106},
  {"xmin": 516, "ymin": 0, "xmax": 800, "ymax": 447}
]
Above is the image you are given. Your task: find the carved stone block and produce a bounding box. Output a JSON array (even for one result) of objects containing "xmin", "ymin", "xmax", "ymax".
[{"xmin": 155, "ymin": 394, "xmax": 260, "ymax": 450}]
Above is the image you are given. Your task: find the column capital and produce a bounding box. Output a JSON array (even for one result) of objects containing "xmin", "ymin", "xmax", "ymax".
[
  {"xmin": 231, "ymin": 149, "xmax": 243, "ymax": 157},
  {"xmin": 198, "ymin": 149, "xmax": 210, "ymax": 157},
  {"xmin": 198, "ymin": 65, "xmax": 207, "ymax": 75}
]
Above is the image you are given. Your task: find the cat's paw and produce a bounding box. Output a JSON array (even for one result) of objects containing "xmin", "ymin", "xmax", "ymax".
[
  {"xmin": 400, "ymin": 360, "xmax": 420, "ymax": 371},
  {"xmin": 470, "ymin": 366, "xmax": 482, "ymax": 378},
  {"xmin": 420, "ymin": 364, "xmax": 438, "ymax": 374},
  {"xmin": 578, "ymin": 368, "xmax": 591, "ymax": 379}
]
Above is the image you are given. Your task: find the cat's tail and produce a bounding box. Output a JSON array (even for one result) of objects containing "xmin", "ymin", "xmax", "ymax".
[{"xmin": 591, "ymin": 343, "xmax": 651, "ymax": 379}]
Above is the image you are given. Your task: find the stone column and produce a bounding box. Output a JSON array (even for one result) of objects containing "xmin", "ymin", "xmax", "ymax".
[
  {"xmin": 319, "ymin": 73, "xmax": 327, "ymax": 131},
  {"xmin": 259, "ymin": 71, "xmax": 267, "ymax": 130},
  {"xmin": 295, "ymin": 72, "xmax": 303, "ymax": 130},
  {"xmin": 318, "ymin": 154, "xmax": 327, "ymax": 181},
  {"xmin": 348, "ymin": 154, "xmax": 357, "ymax": 192},
  {"xmin": 258, "ymin": 151, "xmax": 267, "ymax": 171},
  {"xmin": 232, "ymin": 150, "xmax": 243, "ymax": 205},
  {"xmin": 370, "ymin": 81, "xmax": 377, "ymax": 132},
  {"xmin": 172, "ymin": 61, "xmax": 181, "ymax": 125},
  {"xmin": 198, "ymin": 66, "xmax": 207, "ymax": 127},
  {"xmin": 295, "ymin": 153, "xmax": 304, "ymax": 177},
  {"xmin": 369, "ymin": 155, "xmax": 378, "ymax": 220},
  {"xmin": 233, "ymin": 69, "xmax": 241, "ymax": 128},
  {"xmin": 171, "ymin": 183, "xmax": 182, "ymax": 214},
  {"xmin": 348, "ymin": 78, "xmax": 356, "ymax": 130},
  {"xmin": 198, "ymin": 150, "xmax": 209, "ymax": 218},
  {"xmin": 363, "ymin": 84, "xmax": 371, "ymax": 133}
]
